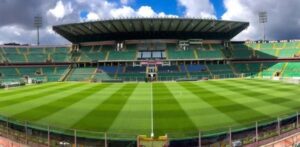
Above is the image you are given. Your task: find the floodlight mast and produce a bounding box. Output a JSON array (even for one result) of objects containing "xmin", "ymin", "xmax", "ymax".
[
  {"xmin": 259, "ymin": 12, "xmax": 267, "ymax": 41},
  {"xmin": 34, "ymin": 16, "xmax": 43, "ymax": 46}
]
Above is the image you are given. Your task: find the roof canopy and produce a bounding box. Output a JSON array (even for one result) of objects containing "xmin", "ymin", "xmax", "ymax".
[{"xmin": 53, "ymin": 18, "xmax": 249, "ymax": 43}]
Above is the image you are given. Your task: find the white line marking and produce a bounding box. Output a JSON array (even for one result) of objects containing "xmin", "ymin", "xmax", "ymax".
[{"xmin": 151, "ymin": 83, "xmax": 154, "ymax": 138}]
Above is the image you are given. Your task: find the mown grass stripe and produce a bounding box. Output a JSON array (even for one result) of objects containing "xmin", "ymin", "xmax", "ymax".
[
  {"xmin": 36, "ymin": 83, "xmax": 124, "ymax": 128},
  {"xmin": 214, "ymin": 80, "xmax": 300, "ymax": 110},
  {"xmin": 0, "ymin": 82, "xmax": 58, "ymax": 97},
  {"xmin": 238, "ymin": 79, "xmax": 300, "ymax": 92},
  {"xmin": 107, "ymin": 83, "xmax": 151, "ymax": 135},
  {"xmin": 0, "ymin": 83, "xmax": 104, "ymax": 118},
  {"xmin": 164, "ymin": 83, "xmax": 237, "ymax": 130},
  {"xmin": 72, "ymin": 83, "xmax": 138, "ymax": 131},
  {"xmin": 153, "ymin": 83, "xmax": 197, "ymax": 136},
  {"xmin": 0, "ymin": 83, "xmax": 84, "ymax": 108},
  {"xmin": 12, "ymin": 83, "xmax": 111, "ymax": 121},
  {"xmin": 179, "ymin": 82, "xmax": 272, "ymax": 124}
]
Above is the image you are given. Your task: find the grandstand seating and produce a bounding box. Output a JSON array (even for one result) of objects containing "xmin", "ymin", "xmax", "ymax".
[
  {"xmin": 185, "ymin": 64, "xmax": 206, "ymax": 72},
  {"xmin": 27, "ymin": 53, "xmax": 48, "ymax": 63},
  {"xmin": 278, "ymin": 48, "xmax": 300, "ymax": 58},
  {"xmin": 43, "ymin": 66, "xmax": 66, "ymax": 81},
  {"xmin": 168, "ymin": 49, "xmax": 195, "ymax": 59},
  {"xmin": 282, "ymin": 62, "xmax": 300, "ymax": 77},
  {"xmin": 1, "ymin": 41, "xmax": 300, "ymax": 83},
  {"xmin": 207, "ymin": 64, "xmax": 234, "ymax": 77},
  {"xmin": 126, "ymin": 66, "xmax": 146, "ymax": 73},
  {"xmin": 5, "ymin": 53, "xmax": 26, "ymax": 63},
  {"xmin": 255, "ymin": 49, "xmax": 277, "ymax": 59},
  {"xmin": 157, "ymin": 65, "xmax": 179, "ymax": 73},
  {"xmin": 231, "ymin": 44, "xmax": 253, "ymax": 59},
  {"xmin": 233, "ymin": 63, "xmax": 249, "ymax": 73},
  {"xmin": 67, "ymin": 68, "xmax": 95, "ymax": 81},
  {"xmin": 51, "ymin": 53, "xmax": 71, "ymax": 62},
  {"xmin": 28, "ymin": 48, "xmax": 45, "ymax": 54},
  {"xmin": 198, "ymin": 49, "xmax": 224, "ymax": 59},
  {"xmin": 79, "ymin": 52, "xmax": 105, "ymax": 62},
  {"xmin": 0, "ymin": 67, "xmax": 20, "ymax": 82},
  {"xmin": 108, "ymin": 50, "xmax": 136, "ymax": 60},
  {"xmin": 261, "ymin": 62, "xmax": 283, "ymax": 77}
]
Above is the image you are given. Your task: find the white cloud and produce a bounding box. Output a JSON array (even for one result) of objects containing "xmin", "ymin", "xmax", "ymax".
[
  {"xmin": 0, "ymin": 25, "xmax": 69, "ymax": 45},
  {"xmin": 110, "ymin": 6, "xmax": 136, "ymax": 18},
  {"xmin": 86, "ymin": 12, "xmax": 100, "ymax": 21},
  {"xmin": 47, "ymin": 0, "xmax": 74, "ymax": 20},
  {"xmin": 177, "ymin": 0, "xmax": 216, "ymax": 19},
  {"xmin": 222, "ymin": 0, "xmax": 300, "ymax": 41},
  {"xmin": 137, "ymin": 6, "xmax": 156, "ymax": 17}
]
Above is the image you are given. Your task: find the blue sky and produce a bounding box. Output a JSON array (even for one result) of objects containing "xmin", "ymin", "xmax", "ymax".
[
  {"xmin": 80, "ymin": 0, "xmax": 225, "ymax": 19},
  {"xmin": 128, "ymin": 0, "xmax": 224, "ymax": 19}
]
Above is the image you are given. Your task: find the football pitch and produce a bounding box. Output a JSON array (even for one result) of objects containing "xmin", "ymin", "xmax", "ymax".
[{"xmin": 0, "ymin": 79, "xmax": 300, "ymax": 139}]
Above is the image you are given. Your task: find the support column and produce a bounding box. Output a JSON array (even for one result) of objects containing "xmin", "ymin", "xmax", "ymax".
[
  {"xmin": 277, "ymin": 117, "xmax": 281, "ymax": 135},
  {"xmin": 297, "ymin": 112, "xmax": 299, "ymax": 129},
  {"xmin": 48, "ymin": 126, "xmax": 50, "ymax": 147},
  {"xmin": 229, "ymin": 128, "xmax": 232, "ymax": 147},
  {"xmin": 6, "ymin": 119, "xmax": 9, "ymax": 138},
  {"xmin": 198, "ymin": 131, "xmax": 201, "ymax": 147},
  {"xmin": 105, "ymin": 132, "xmax": 108, "ymax": 147},
  {"xmin": 255, "ymin": 121, "xmax": 258, "ymax": 143},
  {"xmin": 25, "ymin": 122, "xmax": 28, "ymax": 144},
  {"xmin": 74, "ymin": 129, "xmax": 77, "ymax": 147}
]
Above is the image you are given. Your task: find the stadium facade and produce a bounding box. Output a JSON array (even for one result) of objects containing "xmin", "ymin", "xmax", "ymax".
[{"xmin": 0, "ymin": 18, "xmax": 300, "ymax": 146}]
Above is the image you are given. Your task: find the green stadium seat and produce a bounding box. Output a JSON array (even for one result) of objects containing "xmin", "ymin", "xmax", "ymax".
[
  {"xmin": 108, "ymin": 50, "xmax": 136, "ymax": 61},
  {"xmin": 27, "ymin": 53, "xmax": 47, "ymax": 63},
  {"xmin": 231, "ymin": 44, "xmax": 253, "ymax": 59},
  {"xmin": 198, "ymin": 49, "xmax": 224, "ymax": 59},
  {"xmin": 6, "ymin": 53, "xmax": 26, "ymax": 63},
  {"xmin": 255, "ymin": 49, "xmax": 277, "ymax": 59},
  {"xmin": 51, "ymin": 53, "xmax": 71, "ymax": 62},
  {"xmin": 3, "ymin": 48, "xmax": 18, "ymax": 54},
  {"xmin": 68, "ymin": 68, "xmax": 95, "ymax": 81},
  {"xmin": 278, "ymin": 48, "xmax": 300, "ymax": 58},
  {"xmin": 282, "ymin": 62, "xmax": 300, "ymax": 77},
  {"xmin": 207, "ymin": 64, "xmax": 233, "ymax": 77},
  {"xmin": 168, "ymin": 49, "xmax": 195, "ymax": 59},
  {"xmin": 56, "ymin": 47, "xmax": 70, "ymax": 53},
  {"xmin": 29, "ymin": 48, "xmax": 45, "ymax": 54}
]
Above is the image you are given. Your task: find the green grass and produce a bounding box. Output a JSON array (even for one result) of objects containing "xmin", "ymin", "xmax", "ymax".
[{"xmin": 0, "ymin": 79, "xmax": 300, "ymax": 140}]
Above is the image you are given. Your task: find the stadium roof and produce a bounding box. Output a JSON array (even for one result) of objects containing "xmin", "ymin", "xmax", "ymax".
[{"xmin": 53, "ymin": 18, "xmax": 249, "ymax": 43}]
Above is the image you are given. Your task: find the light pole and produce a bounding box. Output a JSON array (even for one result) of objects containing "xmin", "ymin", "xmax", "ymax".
[
  {"xmin": 34, "ymin": 16, "xmax": 43, "ymax": 46},
  {"xmin": 259, "ymin": 12, "xmax": 267, "ymax": 41}
]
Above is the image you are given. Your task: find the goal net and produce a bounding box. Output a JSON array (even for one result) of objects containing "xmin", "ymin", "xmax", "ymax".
[{"xmin": 137, "ymin": 135, "xmax": 169, "ymax": 147}]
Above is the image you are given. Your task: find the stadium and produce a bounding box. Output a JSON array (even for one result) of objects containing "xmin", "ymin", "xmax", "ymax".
[{"xmin": 1, "ymin": 13, "xmax": 300, "ymax": 147}]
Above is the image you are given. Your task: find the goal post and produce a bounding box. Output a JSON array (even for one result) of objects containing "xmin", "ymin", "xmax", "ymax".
[{"xmin": 137, "ymin": 135, "xmax": 169, "ymax": 147}]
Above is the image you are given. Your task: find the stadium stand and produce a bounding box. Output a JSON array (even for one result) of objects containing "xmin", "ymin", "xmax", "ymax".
[
  {"xmin": 108, "ymin": 50, "xmax": 136, "ymax": 61},
  {"xmin": 168, "ymin": 49, "xmax": 195, "ymax": 60},
  {"xmin": 0, "ymin": 67, "xmax": 20, "ymax": 83},
  {"xmin": 197, "ymin": 49, "xmax": 224, "ymax": 59},
  {"xmin": 67, "ymin": 67, "xmax": 95, "ymax": 81},
  {"xmin": 282, "ymin": 62, "xmax": 300, "ymax": 77},
  {"xmin": 231, "ymin": 43, "xmax": 254, "ymax": 59}
]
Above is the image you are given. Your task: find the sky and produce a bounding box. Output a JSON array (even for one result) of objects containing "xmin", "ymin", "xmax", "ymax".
[{"xmin": 0, "ymin": 0, "xmax": 300, "ymax": 45}]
